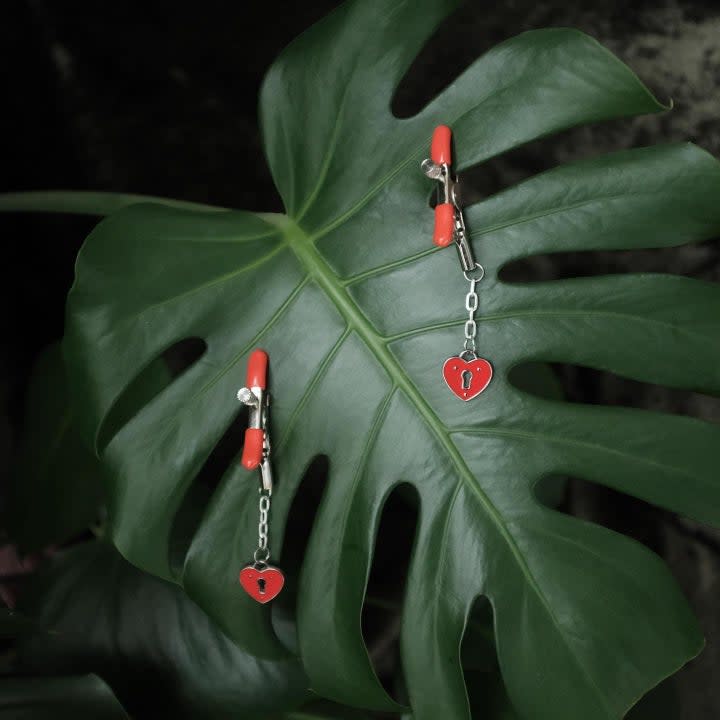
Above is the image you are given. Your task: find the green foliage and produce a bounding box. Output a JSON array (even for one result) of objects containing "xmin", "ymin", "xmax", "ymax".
[
  {"xmin": 6, "ymin": 345, "xmax": 103, "ymax": 552},
  {"xmin": 3, "ymin": 1, "xmax": 720, "ymax": 718},
  {"xmin": 16, "ymin": 542, "xmax": 308, "ymax": 719},
  {"xmin": 0, "ymin": 675, "xmax": 128, "ymax": 719}
]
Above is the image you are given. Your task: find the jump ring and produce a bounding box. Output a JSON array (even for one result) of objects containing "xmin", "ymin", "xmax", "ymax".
[
  {"xmin": 463, "ymin": 263, "xmax": 485, "ymax": 283},
  {"xmin": 254, "ymin": 547, "xmax": 270, "ymax": 564}
]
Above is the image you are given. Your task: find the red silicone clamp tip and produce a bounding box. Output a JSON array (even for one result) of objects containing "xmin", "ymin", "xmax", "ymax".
[
  {"xmin": 241, "ymin": 428, "xmax": 264, "ymax": 470},
  {"xmin": 431, "ymin": 125, "xmax": 452, "ymax": 165},
  {"xmin": 433, "ymin": 203, "xmax": 455, "ymax": 247},
  {"xmin": 245, "ymin": 349, "xmax": 268, "ymax": 389}
]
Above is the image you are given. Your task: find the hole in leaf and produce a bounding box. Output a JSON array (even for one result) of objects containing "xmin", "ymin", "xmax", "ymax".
[
  {"xmin": 465, "ymin": 671, "xmax": 516, "ymax": 719},
  {"xmin": 533, "ymin": 474, "xmax": 568, "ymax": 511},
  {"xmin": 167, "ymin": 400, "xmax": 247, "ymax": 575},
  {"xmin": 96, "ymin": 337, "xmax": 207, "ymax": 452},
  {"xmin": 509, "ymin": 362, "xmax": 720, "ymax": 424},
  {"xmin": 463, "ymin": 140, "xmax": 563, "ymax": 196},
  {"xmin": 460, "ymin": 595, "xmax": 497, "ymax": 675},
  {"xmin": 279, "ymin": 455, "xmax": 330, "ymax": 594},
  {"xmin": 568, "ymin": 364, "xmax": 720, "ymax": 423},
  {"xmin": 537, "ymin": 475, "xmax": 666, "ymax": 557},
  {"xmin": 162, "ymin": 337, "xmax": 207, "ymax": 377},
  {"xmin": 460, "ymin": 596, "xmax": 508, "ymax": 717},
  {"xmin": 425, "ymin": 140, "xmax": 564, "ymax": 212},
  {"xmin": 507, "ymin": 362, "xmax": 563, "ymax": 402},
  {"xmin": 498, "ymin": 237, "xmax": 720, "ymax": 284},
  {"xmin": 391, "ymin": 5, "xmax": 489, "ymax": 119},
  {"xmin": 272, "ymin": 455, "xmax": 329, "ymax": 654},
  {"xmin": 362, "ymin": 483, "xmax": 419, "ymax": 698}
]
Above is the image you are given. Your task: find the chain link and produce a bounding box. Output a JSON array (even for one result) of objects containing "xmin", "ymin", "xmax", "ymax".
[
  {"xmin": 463, "ymin": 278, "xmax": 478, "ymax": 354},
  {"xmin": 254, "ymin": 490, "xmax": 272, "ymax": 564}
]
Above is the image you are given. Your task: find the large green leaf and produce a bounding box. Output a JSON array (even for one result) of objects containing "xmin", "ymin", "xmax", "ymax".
[
  {"xmin": 15, "ymin": 541, "xmax": 308, "ymax": 719},
  {"xmin": 7, "ymin": 1, "xmax": 720, "ymax": 718}
]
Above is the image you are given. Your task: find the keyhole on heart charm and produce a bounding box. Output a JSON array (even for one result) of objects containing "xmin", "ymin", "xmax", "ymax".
[
  {"xmin": 257, "ymin": 578, "xmax": 266, "ymax": 595},
  {"xmin": 461, "ymin": 370, "xmax": 473, "ymax": 390}
]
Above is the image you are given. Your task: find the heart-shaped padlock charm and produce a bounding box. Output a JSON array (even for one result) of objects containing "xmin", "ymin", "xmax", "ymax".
[
  {"xmin": 239, "ymin": 564, "xmax": 285, "ymax": 604},
  {"xmin": 443, "ymin": 356, "xmax": 493, "ymax": 401}
]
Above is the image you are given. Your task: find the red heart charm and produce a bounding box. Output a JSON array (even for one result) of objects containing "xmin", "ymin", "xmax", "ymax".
[
  {"xmin": 442, "ymin": 356, "xmax": 493, "ymax": 401},
  {"xmin": 239, "ymin": 565, "xmax": 285, "ymax": 604}
]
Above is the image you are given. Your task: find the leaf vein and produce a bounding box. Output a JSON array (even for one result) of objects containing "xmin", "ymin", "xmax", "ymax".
[
  {"xmin": 451, "ymin": 425, "xmax": 705, "ymax": 485},
  {"xmin": 282, "ymin": 216, "xmax": 614, "ymax": 715},
  {"xmin": 294, "ymin": 84, "xmax": 352, "ymax": 224},
  {"xmin": 275, "ymin": 327, "xmax": 352, "ymax": 453}
]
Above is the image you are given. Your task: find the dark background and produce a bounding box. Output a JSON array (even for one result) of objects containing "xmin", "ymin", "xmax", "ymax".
[{"xmin": 1, "ymin": 1, "xmax": 719, "ymax": 717}]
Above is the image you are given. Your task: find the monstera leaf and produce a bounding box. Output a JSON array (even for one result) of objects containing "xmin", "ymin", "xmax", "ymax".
[{"xmin": 3, "ymin": 1, "xmax": 720, "ymax": 718}]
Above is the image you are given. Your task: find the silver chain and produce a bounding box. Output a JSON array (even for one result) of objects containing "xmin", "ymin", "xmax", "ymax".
[
  {"xmin": 463, "ymin": 277, "xmax": 478, "ymax": 356},
  {"xmin": 454, "ymin": 203, "xmax": 483, "ymax": 358},
  {"xmin": 253, "ymin": 489, "xmax": 272, "ymax": 564}
]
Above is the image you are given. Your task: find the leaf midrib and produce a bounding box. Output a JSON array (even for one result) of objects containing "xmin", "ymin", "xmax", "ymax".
[{"xmin": 273, "ymin": 213, "xmax": 613, "ymax": 716}]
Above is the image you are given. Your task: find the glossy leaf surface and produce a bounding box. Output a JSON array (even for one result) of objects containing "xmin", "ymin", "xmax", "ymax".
[{"xmin": 55, "ymin": 1, "xmax": 720, "ymax": 718}]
